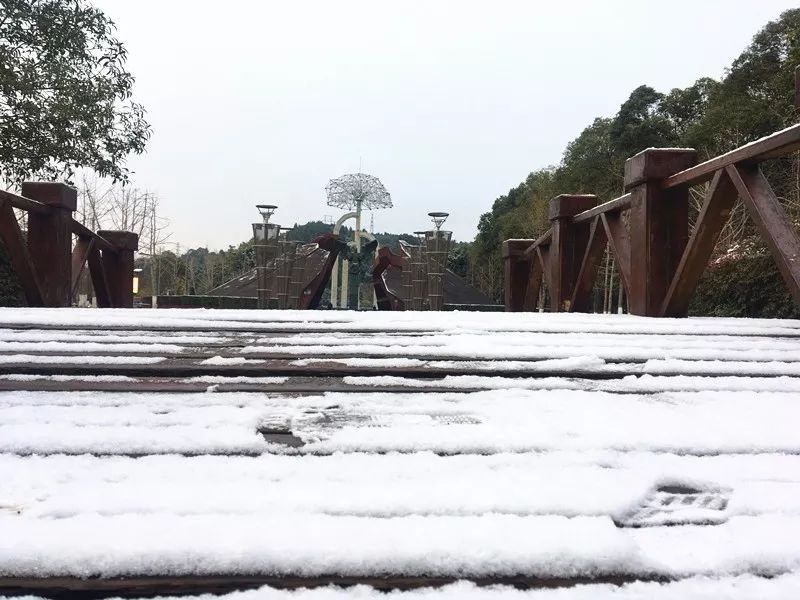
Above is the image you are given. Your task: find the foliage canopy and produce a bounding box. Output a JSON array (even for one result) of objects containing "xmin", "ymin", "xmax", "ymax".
[{"xmin": 0, "ymin": 0, "xmax": 150, "ymax": 183}]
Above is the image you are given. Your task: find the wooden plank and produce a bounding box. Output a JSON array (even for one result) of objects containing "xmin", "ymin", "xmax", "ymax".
[
  {"xmin": 0, "ymin": 357, "xmax": 634, "ymax": 380},
  {"xmin": 0, "ymin": 199, "xmax": 44, "ymax": 305},
  {"xmin": 0, "ymin": 574, "xmax": 665, "ymax": 596},
  {"xmin": 572, "ymin": 194, "xmax": 632, "ymax": 224},
  {"xmin": 570, "ymin": 216, "xmax": 608, "ymax": 312},
  {"xmin": 660, "ymin": 170, "xmax": 738, "ymax": 317},
  {"xmin": 600, "ymin": 212, "xmax": 631, "ymax": 294},
  {"xmin": 71, "ymin": 219, "xmax": 117, "ymax": 253},
  {"xmin": 662, "ymin": 124, "xmax": 800, "ymax": 189},
  {"xmin": 0, "ymin": 377, "xmax": 496, "ymax": 395},
  {"xmin": 70, "ymin": 237, "xmax": 94, "ymax": 297},
  {"xmin": 0, "ymin": 189, "xmax": 50, "ymax": 214},
  {"xmin": 726, "ymin": 164, "xmax": 800, "ymax": 306},
  {"xmin": 87, "ymin": 245, "xmax": 112, "ymax": 308}
]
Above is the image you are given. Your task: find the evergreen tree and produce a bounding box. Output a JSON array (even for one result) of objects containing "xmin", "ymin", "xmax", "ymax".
[{"xmin": 0, "ymin": 0, "xmax": 150, "ymax": 183}]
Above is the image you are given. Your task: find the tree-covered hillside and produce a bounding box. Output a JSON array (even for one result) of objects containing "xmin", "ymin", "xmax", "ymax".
[{"xmin": 470, "ymin": 9, "xmax": 800, "ymax": 317}]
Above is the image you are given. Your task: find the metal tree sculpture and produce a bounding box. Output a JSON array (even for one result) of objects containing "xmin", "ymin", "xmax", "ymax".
[
  {"xmin": 325, "ymin": 173, "xmax": 392, "ymax": 213},
  {"xmin": 325, "ymin": 172, "xmax": 392, "ymax": 309},
  {"xmin": 325, "ymin": 173, "xmax": 392, "ymax": 250}
]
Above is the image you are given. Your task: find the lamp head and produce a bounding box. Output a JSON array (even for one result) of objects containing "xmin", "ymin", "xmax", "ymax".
[
  {"xmin": 256, "ymin": 204, "xmax": 278, "ymax": 224},
  {"xmin": 428, "ymin": 212, "xmax": 449, "ymax": 231}
]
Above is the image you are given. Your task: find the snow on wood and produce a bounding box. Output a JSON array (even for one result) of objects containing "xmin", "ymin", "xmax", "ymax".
[{"xmin": 1, "ymin": 308, "xmax": 800, "ymax": 593}]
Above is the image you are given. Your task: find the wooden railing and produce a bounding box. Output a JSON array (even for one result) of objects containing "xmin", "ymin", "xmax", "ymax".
[
  {"xmin": 0, "ymin": 182, "xmax": 138, "ymax": 308},
  {"xmin": 504, "ymin": 71, "xmax": 800, "ymax": 317}
]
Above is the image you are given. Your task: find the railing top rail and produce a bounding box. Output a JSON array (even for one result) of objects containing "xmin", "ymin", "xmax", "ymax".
[
  {"xmin": 662, "ymin": 123, "xmax": 800, "ymax": 190},
  {"xmin": 0, "ymin": 189, "xmax": 50, "ymax": 215},
  {"xmin": 572, "ymin": 193, "xmax": 632, "ymax": 224},
  {"xmin": 522, "ymin": 228, "xmax": 552, "ymax": 258},
  {"xmin": 70, "ymin": 219, "xmax": 117, "ymax": 253}
]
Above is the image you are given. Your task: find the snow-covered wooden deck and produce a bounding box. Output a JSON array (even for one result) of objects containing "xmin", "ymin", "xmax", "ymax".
[{"xmin": 2, "ymin": 308, "xmax": 800, "ymax": 599}]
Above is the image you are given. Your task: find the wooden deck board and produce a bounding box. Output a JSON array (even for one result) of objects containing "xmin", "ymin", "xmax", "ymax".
[{"xmin": 2, "ymin": 309, "xmax": 800, "ymax": 596}]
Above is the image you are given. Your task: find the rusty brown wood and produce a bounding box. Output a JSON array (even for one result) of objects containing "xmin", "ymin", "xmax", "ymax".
[
  {"xmin": 570, "ymin": 216, "xmax": 608, "ymax": 312},
  {"xmin": 0, "ymin": 377, "xmax": 495, "ymax": 395},
  {"xmin": 549, "ymin": 195, "xmax": 597, "ymax": 312},
  {"xmin": 571, "ymin": 194, "xmax": 632, "ymax": 224},
  {"xmin": 300, "ymin": 234, "xmax": 348, "ymax": 310},
  {"xmin": 0, "ymin": 198, "xmax": 44, "ymax": 305},
  {"xmin": 0, "ymin": 189, "xmax": 50, "ymax": 214},
  {"xmin": 523, "ymin": 254, "xmax": 543, "ymax": 311},
  {"xmin": 625, "ymin": 149, "xmax": 695, "ymax": 316},
  {"xmin": 71, "ymin": 219, "xmax": 117, "ymax": 253},
  {"xmin": 23, "ymin": 183, "xmax": 77, "ymax": 307},
  {"xmin": 70, "ymin": 237, "xmax": 94, "ymax": 298},
  {"xmin": 600, "ymin": 212, "xmax": 631, "ymax": 295},
  {"xmin": 662, "ymin": 124, "xmax": 800, "ymax": 189},
  {"xmin": 726, "ymin": 164, "xmax": 800, "ymax": 305},
  {"xmin": 0, "ymin": 356, "xmax": 631, "ymax": 380},
  {"xmin": 87, "ymin": 245, "xmax": 112, "ymax": 308},
  {"xmin": 660, "ymin": 170, "xmax": 739, "ymax": 317},
  {"xmin": 522, "ymin": 228, "xmax": 553, "ymax": 258},
  {"xmin": 503, "ymin": 239, "xmax": 535, "ymax": 311},
  {"xmin": 0, "ymin": 574, "xmax": 668, "ymax": 597},
  {"xmin": 98, "ymin": 230, "xmax": 139, "ymax": 308}
]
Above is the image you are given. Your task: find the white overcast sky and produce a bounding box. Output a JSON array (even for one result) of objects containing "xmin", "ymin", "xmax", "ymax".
[{"xmin": 95, "ymin": 0, "xmax": 797, "ymax": 250}]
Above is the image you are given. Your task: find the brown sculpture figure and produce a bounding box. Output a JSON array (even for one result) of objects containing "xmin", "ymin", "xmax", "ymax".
[
  {"xmin": 298, "ymin": 234, "xmax": 349, "ymax": 309},
  {"xmin": 372, "ymin": 246, "xmax": 406, "ymax": 311}
]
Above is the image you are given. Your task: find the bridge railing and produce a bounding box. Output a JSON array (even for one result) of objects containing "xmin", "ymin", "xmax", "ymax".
[
  {"xmin": 0, "ymin": 182, "xmax": 138, "ymax": 308},
  {"xmin": 504, "ymin": 71, "xmax": 800, "ymax": 317}
]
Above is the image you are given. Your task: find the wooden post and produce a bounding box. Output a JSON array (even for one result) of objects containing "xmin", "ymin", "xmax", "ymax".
[
  {"xmin": 97, "ymin": 231, "xmax": 139, "ymax": 308},
  {"xmin": 623, "ymin": 149, "xmax": 697, "ymax": 316},
  {"xmin": 22, "ymin": 182, "xmax": 77, "ymax": 306},
  {"xmin": 503, "ymin": 239, "xmax": 534, "ymax": 311},
  {"xmin": 548, "ymin": 194, "xmax": 596, "ymax": 312}
]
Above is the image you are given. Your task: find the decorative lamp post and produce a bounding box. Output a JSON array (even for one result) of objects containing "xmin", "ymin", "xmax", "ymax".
[
  {"xmin": 253, "ymin": 204, "xmax": 281, "ymax": 309},
  {"xmin": 411, "ymin": 230, "xmax": 428, "ymax": 311},
  {"xmin": 425, "ymin": 212, "xmax": 452, "ymax": 311}
]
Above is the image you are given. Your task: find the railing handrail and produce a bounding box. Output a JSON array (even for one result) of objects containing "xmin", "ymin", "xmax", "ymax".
[
  {"xmin": 571, "ymin": 193, "xmax": 632, "ymax": 224},
  {"xmin": 662, "ymin": 123, "xmax": 800, "ymax": 190},
  {"xmin": 504, "ymin": 70, "xmax": 800, "ymax": 317},
  {"xmin": 70, "ymin": 220, "xmax": 118, "ymax": 253},
  {"xmin": 518, "ymin": 122, "xmax": 800, "ymax": 258},
  {"xmin": 0, "ymin": 189, "xmax": 50, "ymax": 215},
  {"xmin": 521, "ymin": 229, "xmax": 552, "ymax": 258}
]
